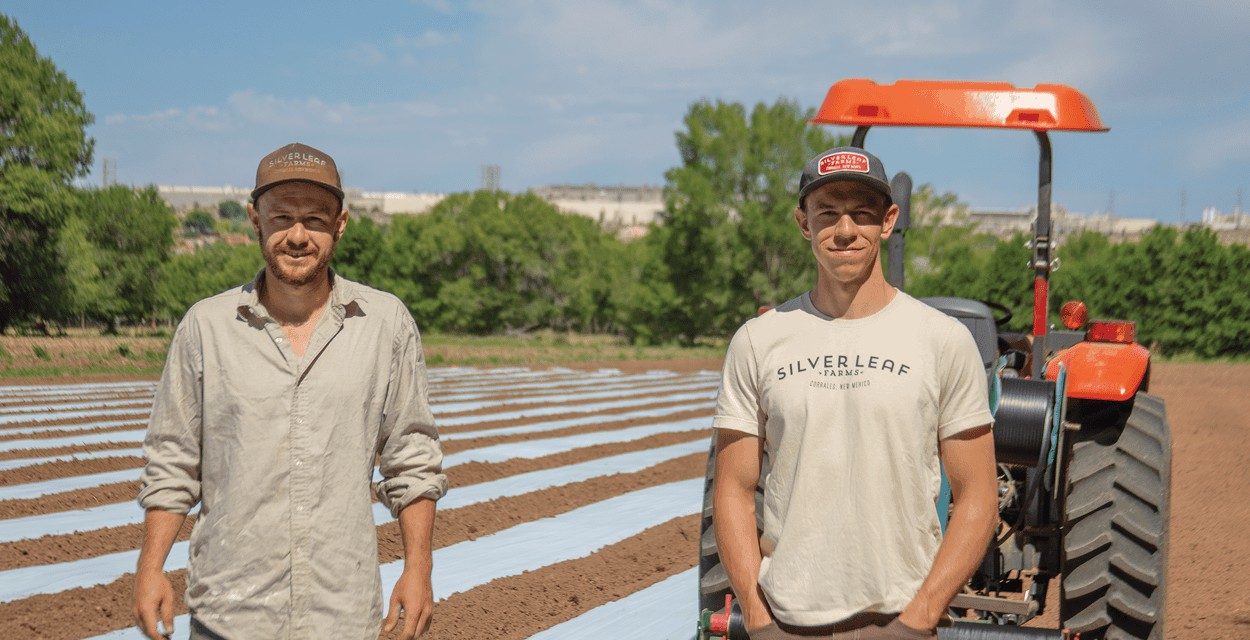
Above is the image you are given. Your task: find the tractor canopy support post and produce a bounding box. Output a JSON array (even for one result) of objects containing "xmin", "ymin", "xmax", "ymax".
[
  {"xmin": 851, "ymin": 126, "xmax": 870, "ymax": 148},
  {"xmin": 1031, "ymin": 131, "xmax": 1053, "ymax": 379}
]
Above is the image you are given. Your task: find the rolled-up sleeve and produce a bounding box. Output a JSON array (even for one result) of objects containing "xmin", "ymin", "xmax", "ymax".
[
  {"xmin": 376, "ymin": 309, "xmax": 448, "ymax": 517},
  {"xmin": 138, "ymin": 316, "xmax": 204, "ymax": 513}
]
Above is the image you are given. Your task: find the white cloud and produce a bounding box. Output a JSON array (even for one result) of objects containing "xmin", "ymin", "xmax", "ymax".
[{"xmin": 103, "ymin": 92, "xmax": 450, "ymax": 134}]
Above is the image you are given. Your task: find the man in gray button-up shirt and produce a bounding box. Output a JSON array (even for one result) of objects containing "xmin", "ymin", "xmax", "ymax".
[{"xmin": 133, "ymin": 143, "xmax": 447, "ymax": 640}]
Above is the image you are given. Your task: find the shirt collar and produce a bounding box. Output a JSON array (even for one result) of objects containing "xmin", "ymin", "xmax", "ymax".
[{"xmin": 236, "ymin": 268, "xmax": 364, "ymax": 324}]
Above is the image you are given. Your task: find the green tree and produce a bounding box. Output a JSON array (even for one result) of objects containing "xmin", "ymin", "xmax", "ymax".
[
  {"xmin": 64, "ymin": 186, "xmax": 177, "ymax": 331},
  {"xmin": 217, "ymin": 199, "xmax": 247, "ymax": 221},
  {"xmin": 370, "ymin": 191, "xmax": 629, "ymax": 334},
  {"xmin": 655, "ymin": 99, "xmax": 844, "ymax": 342},
  {"xmin": 182, "ymin": 208, "xmax": 216, "ymax": 236},
  {"xmin": 0, "ymin": 14, "xmax": 94, "ymax": 332},
  {"xmin": 333, "ymin": 215, "xmax": 385, "ymax": 286},
  {"xmin": 158, "ymin": 242, "xmax": 261, "ymax": 318}
]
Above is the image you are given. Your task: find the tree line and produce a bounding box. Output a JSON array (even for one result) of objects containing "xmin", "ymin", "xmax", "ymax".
[{"xmin": 3, "ymin": 14, "xmax": 1247, "ymax": 357}]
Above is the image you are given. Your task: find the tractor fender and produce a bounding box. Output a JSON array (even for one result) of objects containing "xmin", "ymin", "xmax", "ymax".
[{"xmin": 1045, "ymin": 341, "xmax": 1149, "ymax": 401}]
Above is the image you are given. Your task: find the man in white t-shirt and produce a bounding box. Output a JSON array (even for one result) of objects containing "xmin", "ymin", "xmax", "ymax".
[{"xmin": 713, "ymin": 147, "xmax": 998, "ymax": 640}]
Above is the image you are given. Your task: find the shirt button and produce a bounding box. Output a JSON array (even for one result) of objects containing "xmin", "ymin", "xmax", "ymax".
[{"xmin": 275, "ymin": 337, "xmax": 284, "ymax": 342}]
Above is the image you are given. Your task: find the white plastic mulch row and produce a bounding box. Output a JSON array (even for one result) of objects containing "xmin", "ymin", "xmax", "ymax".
[
  {"xmin": 0, "ymin": 428, "xmax": 148, "ymax": 454},
  {"xmin": 0, "ymin": 418, "xmax": 146, "ymax": 437},
  {"xmin": 5, "ymin": 474, "xmax": 701, "ymax": 607},
  {"xmin": 0, "ymin": 367, "xmax": 564, "ymax": 406},
  {"xmin": 0, "ymin": 371, "xmax": 701, "ymax": 423},
  {"xmin": 529, "ymin": 566, "xmax": 698, "ymax": 640},
  {"xmin": 0, "ymin": 414, "xmax": 709, "ymax": 503},
  {"xmin": 0, "ymin": 385, "xmax": 716, "ymax": 450},
  {"xmin": 1, "ymin": 399, "xmax": 152, "ymax": 416},
  {"xmin": 439, "ymin": 389, "xmax": 718, "ymax": 427},
  {"xmin": 90, "ymin": 478, "xmax": 701, "ymax": 639},
  {"xmin": 0, "ymin": 469, "xmax": 141, "ymax": 502},
  {"xmin": 442, "ymin": 402, "xmax": 710, "ymax": 442},
  {"xmin": 0, "ymin": 390, "xmax": 155, "ymax": 408},
  {"xmin": 0, "ymin": 380, "xmax": 710, "ymax": 450},
  {"xmin": 0, "ymin": 381, "xmax": 155, "ymax": 395},
  {"xmin": 435, "ymin": 378, "xmax": 717, "ymax": 414},
  {"xmin": 0, "ymin": 372, "xmax": 713, "ymax": 430},
  {"xmin": 0, "ymin": 407, "xmax": 152, "ymax": 426},
  {"xmin": 441, "ymin": 416, "xmax": 707, "ymax": 467},
  {"xmin": 0, "ymin": 439, "xmax": 707, "ymax": 546},
  {"xmin": 0, "ymin": 447, "xmax": 144, "ymax": 473},
  {"xmin": 435, "ymin": 370, "xmax": 685, "ymax": 401},
  {"xmin": 0, "ymin": 400, "xmax": 711, "ymax": 472}
]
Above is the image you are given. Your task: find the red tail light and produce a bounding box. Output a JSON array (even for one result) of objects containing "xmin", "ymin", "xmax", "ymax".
[
  {"xmin": 1059, "ymin": 300, "xmax": 1088, "ymax": 330},
  {"xmin": 1086, "ymin": 320, "xmax": 1136, "ymax": 344}
]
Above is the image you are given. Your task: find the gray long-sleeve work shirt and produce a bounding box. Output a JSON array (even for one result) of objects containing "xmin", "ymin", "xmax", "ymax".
[{"xmin": 138, "ymin": 270, "xmax": 447, "ymax": 639}]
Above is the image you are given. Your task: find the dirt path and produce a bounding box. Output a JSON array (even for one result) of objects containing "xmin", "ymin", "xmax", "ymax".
[{"xmin": 1151, "ymin": 362, "xmax": 1250, "ymax": 638}]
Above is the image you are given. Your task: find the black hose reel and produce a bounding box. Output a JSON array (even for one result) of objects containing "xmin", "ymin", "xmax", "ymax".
[{"xmin": 993, "ymin": 377, "xmax": 1057, "ymax": 468}]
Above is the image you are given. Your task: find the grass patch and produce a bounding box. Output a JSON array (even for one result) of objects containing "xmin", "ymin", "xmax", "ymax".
[
  {"xmin": 0, "ymin": 363, "xmax": 165, "ymax": 379},
  {"xmin": 1155, "ymin": 352, "xmax": 1250, "ymax": 363},
  {"xmin": 1, "ymin": 331, "xmax": 723, "ymax": 379}
]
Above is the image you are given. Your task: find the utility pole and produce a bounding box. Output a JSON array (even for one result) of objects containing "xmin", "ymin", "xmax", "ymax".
[
  {"xmin": 1179, "ymin": 188, "xmax": 1187, "ymax": 227},
  {"xmin": 101, "ymin": 158, "xmax": 117, "ymax": 187},
  {"xmin": 480, "ymin": 164, "xmax": 500, "ymax": 192},
  {"xmin": 1237, "ymin": 187, "xmax": 1245, "ymax": 229}
]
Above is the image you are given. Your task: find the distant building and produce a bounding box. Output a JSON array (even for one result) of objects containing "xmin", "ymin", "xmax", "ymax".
[
  {"xmin": 929, "ymin": 205, "xmax": 1158, "ymax": 242},
  {"xmin": 157, "ymin": 185, "xmax": 251, "ymax": 213},
  {"xmin": 1201, "ymin": 207, "xmax": 1250, "ymax": 231},
  {"xmin": 155, "ymin": 183, "xmax": 665, "ymax": 238},
  {"xmin": 530, "ymin": 184, "xmax": 665, "ymax": 240}
]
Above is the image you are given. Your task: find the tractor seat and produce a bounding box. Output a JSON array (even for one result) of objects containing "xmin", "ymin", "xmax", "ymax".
[{"xmin": 919, "ymin": 297, "xmax": 998, "ymax": 369}]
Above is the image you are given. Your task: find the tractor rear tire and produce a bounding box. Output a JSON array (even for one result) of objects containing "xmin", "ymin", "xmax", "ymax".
[
  {"xmin": 698, "ymin": 435, "xmax": 765, "ymax": 615},
  {"xmin": 1060, "ymin": 392, "xmax": 1170, "ymax": 640}
]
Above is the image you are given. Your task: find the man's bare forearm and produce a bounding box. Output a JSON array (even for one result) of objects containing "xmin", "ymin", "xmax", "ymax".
[
  {"xmin": 905, "ymin": 426, "xmax": 998, "ymax": 625},
  {"xmin": 909, "ymin": 488, "xmax": 997, "ymax": 620},
  {"xmin": 137, "ymin": 509, "xmax": 186, "ymax": 575},
  {"xmin": 714, "ymin": 478, "xmax": 765, "ymax": 604},
  {"xmin": 713, "ymin": 431, "xmax": 770, "ymax": 625},
  {"xmin": 398, "ymin": 497, "xmax": 436, "ymax": 572}
]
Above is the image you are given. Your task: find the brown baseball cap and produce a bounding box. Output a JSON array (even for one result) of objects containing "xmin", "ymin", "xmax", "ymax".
[{"xmin": 251, "ymin": 142, "xmax": 345, "ymax": 202}]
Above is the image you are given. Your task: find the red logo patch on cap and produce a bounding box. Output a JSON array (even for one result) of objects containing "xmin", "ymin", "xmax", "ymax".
[{"xmin": 817, "ymin": 152, "xmax": 870, "ymax": 175}]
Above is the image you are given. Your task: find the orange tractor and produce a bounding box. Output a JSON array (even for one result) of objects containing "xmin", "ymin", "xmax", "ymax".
[{"xmin": 698, "ymin": 80, "xmax": 1171, "ymax": 640}]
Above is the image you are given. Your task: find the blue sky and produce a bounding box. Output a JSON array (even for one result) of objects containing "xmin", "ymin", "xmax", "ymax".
[{"xmin": 6, "ymin": 1, "xmax": 1249, "ymax": 220}]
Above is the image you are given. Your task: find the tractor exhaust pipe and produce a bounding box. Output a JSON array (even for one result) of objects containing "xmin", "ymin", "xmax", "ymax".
[{"xmin": 887, "ymin": 171, "xmax": 913, "ymax": 290}]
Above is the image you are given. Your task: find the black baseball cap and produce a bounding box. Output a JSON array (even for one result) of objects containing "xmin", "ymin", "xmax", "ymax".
[{"xmin": 798, "ymin": 146, "xmax": 892, "ymax": 207}]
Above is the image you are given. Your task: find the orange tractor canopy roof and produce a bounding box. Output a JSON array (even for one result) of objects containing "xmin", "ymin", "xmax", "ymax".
[{"xmin": 813, "ymin": 79, "xmax": 1107, "ymax": 132}]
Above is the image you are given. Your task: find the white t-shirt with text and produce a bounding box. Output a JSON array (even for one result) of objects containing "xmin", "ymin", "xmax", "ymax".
[{"xmin": 712, "ymin": 290, "xmax": 993, "ymax": 626}]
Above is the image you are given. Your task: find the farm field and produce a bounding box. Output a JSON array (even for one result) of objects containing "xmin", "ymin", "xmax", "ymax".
[{"xmin": 0, "ymin": 361, "xmax": 1246, "ymax": 639}]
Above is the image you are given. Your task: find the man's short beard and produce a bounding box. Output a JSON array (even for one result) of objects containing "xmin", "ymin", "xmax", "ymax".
[{"xmin": 261, "ymin": 238, "xmax": 336, "ymax": 287}]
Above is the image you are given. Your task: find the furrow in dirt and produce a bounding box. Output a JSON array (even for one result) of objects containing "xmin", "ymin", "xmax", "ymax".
[
  {"xmin": 0, "ymin": 482, "xmax": 140, "ymax": 520},
  {"xmin": 420, "ymin": 515, "xmax": 700, "ymax": 640},
  {"xmin": 0, "ymin": 456, "xmax": 145, "ymax": 486}
]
